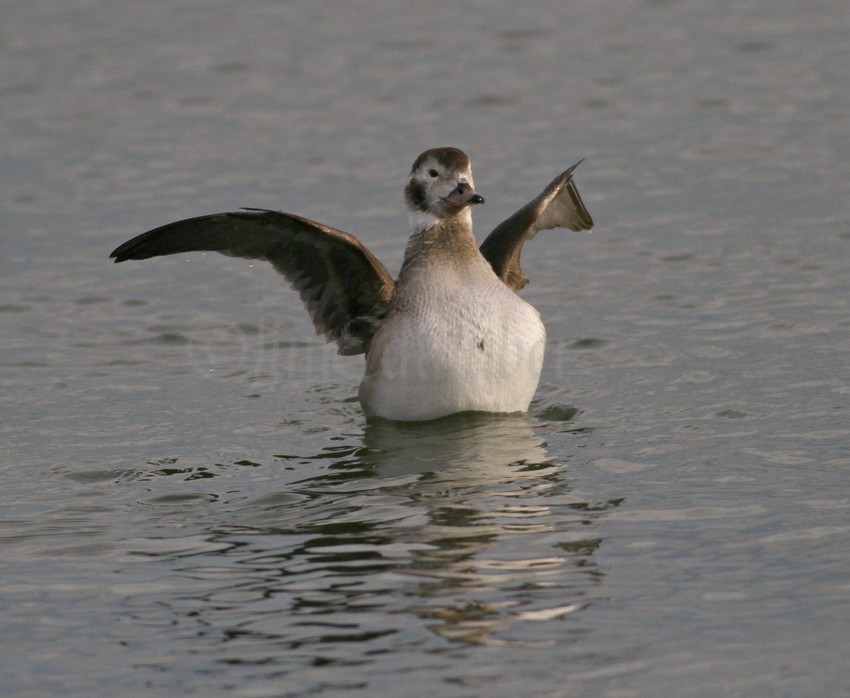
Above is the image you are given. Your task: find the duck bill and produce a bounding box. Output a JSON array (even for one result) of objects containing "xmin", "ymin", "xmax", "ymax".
[{"xmin": 445, "ymin": 183, "xmax": 485, "ymax": 208}]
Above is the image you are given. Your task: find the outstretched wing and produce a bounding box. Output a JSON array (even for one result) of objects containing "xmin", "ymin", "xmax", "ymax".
[
  {"xmin": 479, "ymin": 161, "xmax": 593, "ymax": 291},
  {"xmin": 110, "ymin": 209, "xmax": 395, "ymax": 355}
]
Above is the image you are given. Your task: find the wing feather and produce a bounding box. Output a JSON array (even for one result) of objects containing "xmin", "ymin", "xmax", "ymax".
[
  {"xmin": 110, "ymin": 209, "xmax": 395, "ymax": 355},
  {"xmin": 480, "ymin": 161, "xmax": 593, "ymax": 291}
]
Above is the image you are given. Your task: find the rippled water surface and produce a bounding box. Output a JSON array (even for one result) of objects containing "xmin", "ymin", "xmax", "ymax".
[{"xmin": 2, "ymin": 0, "xmax": 849, "ymax": 695}]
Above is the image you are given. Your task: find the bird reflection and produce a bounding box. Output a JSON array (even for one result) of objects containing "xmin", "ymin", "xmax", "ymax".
[
  {"xmin": 360, "ymin": 412, "xmax": 549, "ymax": 476},
  {"xmin": 352, "ymin": 413, "xmax": 605, "ymax": 645},
  {"xmin": 154, "ymin": 413, "xmax": 615, "ymax": 654}
]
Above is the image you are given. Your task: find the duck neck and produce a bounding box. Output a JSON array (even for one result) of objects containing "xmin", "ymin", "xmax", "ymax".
[{"xmin": 402, "ymin": 210, "xmax": 477, "ymax": 270}]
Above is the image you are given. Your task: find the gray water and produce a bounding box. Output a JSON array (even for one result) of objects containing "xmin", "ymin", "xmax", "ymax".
[{"xmin": 2, "ymin": 0, "xmax": 849, "ymax": 695}]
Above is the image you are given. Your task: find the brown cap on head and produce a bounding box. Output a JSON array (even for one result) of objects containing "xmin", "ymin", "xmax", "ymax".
[{"xmin": 409, "ymin": 147, "xmax": 470, "ymax": 174}]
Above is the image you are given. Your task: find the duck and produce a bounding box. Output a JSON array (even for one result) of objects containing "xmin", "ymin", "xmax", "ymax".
[{"xmin": 110, "ymin": 147, "xmax": 593, "ymax": 421}]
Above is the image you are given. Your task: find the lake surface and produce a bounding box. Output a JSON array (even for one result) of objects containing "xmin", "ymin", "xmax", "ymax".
[{"xmin": 2, "ymin": 0, "xmax": 849, "ymax": 695}]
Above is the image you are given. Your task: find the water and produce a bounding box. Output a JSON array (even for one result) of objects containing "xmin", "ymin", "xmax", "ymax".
[{"xmin": 2, "ymin": 0, "xmax": 849, "ymax": 695}]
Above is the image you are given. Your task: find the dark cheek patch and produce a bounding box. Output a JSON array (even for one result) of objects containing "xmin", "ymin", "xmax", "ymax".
[{"xmin": 405, "ymin": 180, "xmax": 429, "ymax": 212}]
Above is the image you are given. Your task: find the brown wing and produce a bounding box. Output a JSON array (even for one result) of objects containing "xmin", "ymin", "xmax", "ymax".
[
  {"xmin": 479, "ymin": 161, "xmax": 593, "ymax": 291},
  {"xmin": 110, "ymin": 208, "xmax": 395, "ymax": 355}
]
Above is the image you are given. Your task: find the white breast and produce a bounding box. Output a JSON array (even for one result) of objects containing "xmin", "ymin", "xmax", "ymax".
[{"xmin": 359, "ymin": 258, "xmax": 546, "ymax": 421}]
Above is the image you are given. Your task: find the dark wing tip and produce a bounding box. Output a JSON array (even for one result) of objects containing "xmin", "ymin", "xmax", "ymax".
[
  {"xmin": 109, "ymin": 234, "xmax": 156, "ymax": 263},
  {"xmin": 109, "ymin": 243, "xmax": 132, "ymax": 262},
  {"xmin": 565, "ymin": 159, "xmax": 584, "ymax": 175}
]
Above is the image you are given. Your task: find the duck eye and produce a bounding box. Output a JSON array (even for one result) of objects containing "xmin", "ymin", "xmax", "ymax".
[{"xmin": 428, "ymin": 169, "xmax": 439, "ymax": 178}]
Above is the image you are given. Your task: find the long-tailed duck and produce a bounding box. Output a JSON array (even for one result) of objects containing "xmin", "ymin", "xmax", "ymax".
[{"xmin": 110, "ymin": 147, "xmax": 592, "ymax": 421}]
